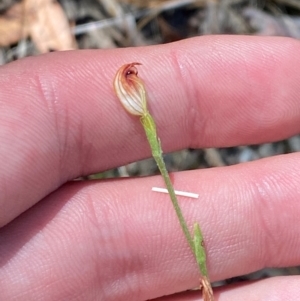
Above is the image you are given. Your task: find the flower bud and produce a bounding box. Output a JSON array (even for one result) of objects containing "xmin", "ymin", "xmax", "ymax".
[{"xmin": 113, "ymin": 62, "xmax": 147, "ymax": 116}]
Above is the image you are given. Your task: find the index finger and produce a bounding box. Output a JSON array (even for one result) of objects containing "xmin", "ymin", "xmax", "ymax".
[{"xmin": 1, "ymin": 35, "xmax": 300, "ymax": 227}]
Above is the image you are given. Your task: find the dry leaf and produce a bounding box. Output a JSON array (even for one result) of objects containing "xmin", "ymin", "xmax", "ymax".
[
  {"xmin": 25, "ymin": 0, "xmax": 76, "ymax": 53},
  {"xmin": 0, "ymin": 2, "xmax": 29, "ymax": 46},
  {"xmin": 200, "ymin": 276, "xmax": 214, "ymax": 301},
  {"xmin": 0, "ymin": 0, "xmax": 76, "ymax": 52}
]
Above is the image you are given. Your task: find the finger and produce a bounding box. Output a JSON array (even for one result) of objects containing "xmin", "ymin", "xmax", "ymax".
[
  {"xmin": 1, "ymin": 36, "xmax": 300, "ymax": 226},
  {"xmin": 153, "ymin": 276, "xmax": 300, "ymax": 301},
  {"xmin": 1, "ymin": 153, "xmax": 300, "ymax": 300}
]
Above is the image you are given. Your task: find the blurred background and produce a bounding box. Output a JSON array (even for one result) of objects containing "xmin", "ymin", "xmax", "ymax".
[{"xmin": 1, "ymin": 0, "xmax": 299, "ymax": 291}]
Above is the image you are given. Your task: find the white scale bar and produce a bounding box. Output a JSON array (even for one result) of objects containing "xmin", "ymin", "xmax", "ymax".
[{"xmin": 152, "ymin": 187, "xmax": 199, "ymax": 199}]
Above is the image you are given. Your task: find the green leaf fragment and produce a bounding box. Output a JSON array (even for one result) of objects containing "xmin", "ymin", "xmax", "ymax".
[{"xmin": 193, "ymin": 223, "xmax": 208, "ymax": 277}]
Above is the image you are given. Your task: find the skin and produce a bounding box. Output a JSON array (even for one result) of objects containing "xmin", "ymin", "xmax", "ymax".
[{"xmin": 0, "ymin": 35, "xmax": 300, "ymax": 301}]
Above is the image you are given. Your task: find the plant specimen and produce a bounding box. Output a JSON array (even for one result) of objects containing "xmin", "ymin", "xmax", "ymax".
[{"xmin": 113, "ymin": 62, "xmax": 214, "ymax": 300}]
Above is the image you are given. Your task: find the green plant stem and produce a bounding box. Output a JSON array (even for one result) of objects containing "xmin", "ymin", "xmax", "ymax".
[
  {"xmin": 140, "ymin": 112, "xmax": 195, "ymax": 253},
  {"xmin": 141, "ymin": 111, "xmax": 213, "ymax": 300}
]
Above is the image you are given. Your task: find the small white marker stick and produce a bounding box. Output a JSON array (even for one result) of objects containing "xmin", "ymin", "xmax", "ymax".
[{"xmin": 152, "ymin": 187, "xmax": 199, "ymax": 199}]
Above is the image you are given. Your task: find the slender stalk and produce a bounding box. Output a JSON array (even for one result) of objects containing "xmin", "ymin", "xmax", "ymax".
[
  {"xmin": 141, "ymin": 112, "xmax": 195, "ymax": 253},
  {"xmin": 141, "ymin": 112, "xmax": 214, "ymax": 301}
]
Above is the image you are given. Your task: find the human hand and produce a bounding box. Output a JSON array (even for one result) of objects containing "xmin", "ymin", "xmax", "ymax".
[{"xmin": 0, "ymin": 36, "xmax": 300, "ymax": 301}]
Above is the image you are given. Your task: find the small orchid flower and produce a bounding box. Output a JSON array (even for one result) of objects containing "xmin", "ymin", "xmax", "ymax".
[{"xmin": 113, "ymin": 62, "xmax": 147, "ymax": 116}]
